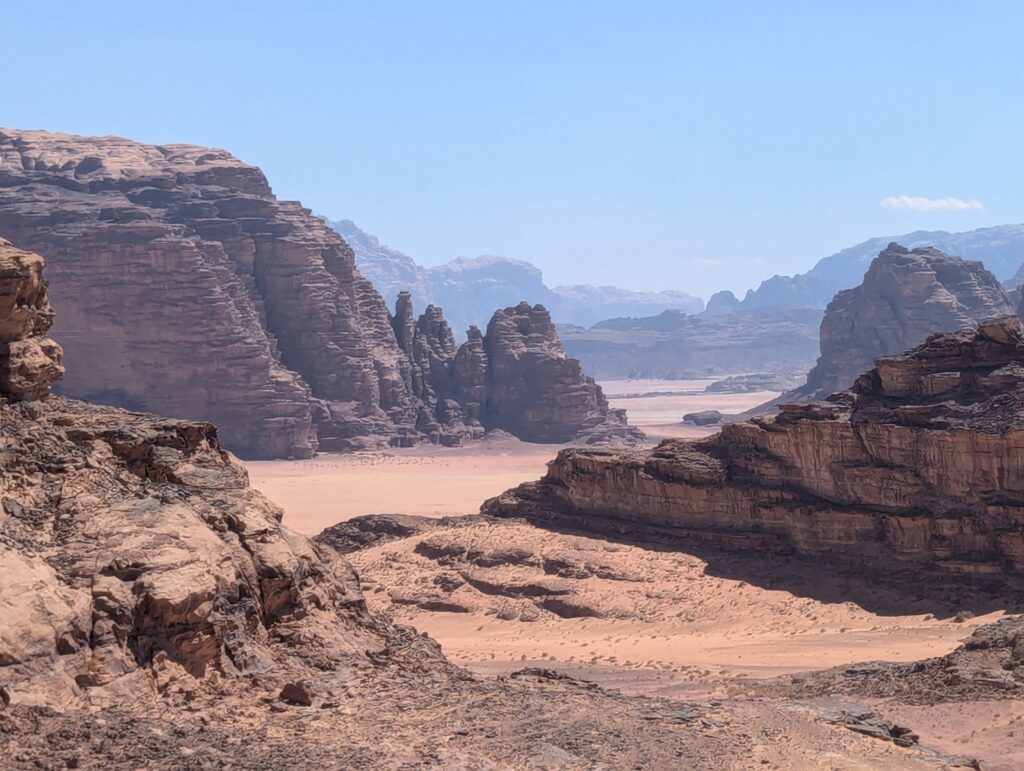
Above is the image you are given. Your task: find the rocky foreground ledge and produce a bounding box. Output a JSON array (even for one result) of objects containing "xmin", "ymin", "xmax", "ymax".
[{"xmin": 485, "ymin": 316, "xmax": 1024, "ymax": 578}]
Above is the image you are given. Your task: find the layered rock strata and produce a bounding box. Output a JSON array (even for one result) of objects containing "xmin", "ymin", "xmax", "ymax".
[
  {"xmin": 0, "ymin": 129, "xmax": 637, "ymax": 456},
  {"xmin": 485, "ymin": 317, "xmax": 1024, "ymax": 578},
  {"xmin": 789, "ymin": 243, "xmax": 1014, "ymax": 401}
]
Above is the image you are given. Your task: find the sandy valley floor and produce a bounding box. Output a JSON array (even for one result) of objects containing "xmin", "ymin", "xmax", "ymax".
[
  {"xmin": 246, "ymin": 379, "xmax": 1020, "ymax": 768},
  {"xmin": 248, "ymin": 378, "xmax": 774, "ymax": 531}
]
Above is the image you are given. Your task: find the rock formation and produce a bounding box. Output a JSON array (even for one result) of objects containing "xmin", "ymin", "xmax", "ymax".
[
  {"xmin": 391, "ymin": 296, "xmax": 644, "ymax": 446},
  {"xmin": 486, "ymin": 316, "xmax": 1024, "ymax": 578},
  {"xmin": 785, "ymin": 243, "xmax": 1015, "ymax": 402},
  {"xmin": 703, "ymin": 289, "xmax": 741, "ymax": 316},
  {"xmin": 331, "ymin": 218, "xmax": 704, "ymax": 335},
  {"xmin": 0, "ymin": 129, "xmax": 637, "ymax": 457},
  {"xmin": 0, "ymin": 239, "xmax": 63, "ymax": 400},
  {"xmin": 2, "ymin": 244, "xmax": 933, "ymax": 770},
  {"xmin": 740, "ymin": 223, "xmax": 1024, "ymax": 311}
]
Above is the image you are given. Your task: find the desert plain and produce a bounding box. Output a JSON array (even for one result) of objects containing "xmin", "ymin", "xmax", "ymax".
[{"xmin": 247, "ymin": 379, "xmax": 1019, "ymax": 769}]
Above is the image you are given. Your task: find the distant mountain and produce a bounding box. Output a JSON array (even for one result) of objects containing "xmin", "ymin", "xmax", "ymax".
[
  {"xmin": 329, "ymin": 219, "xmax": 704, "ymax": 337},
  {"xmin": 558, "ymin": 308, "xmax": 821, "ymax": 380},
  {"xmin": 741, "ymin": 224, "xmax": 1024, "ymax": 310},
  {"xmin": 553, "ymin": 285, "xmax": 704, "ymax": 328}
]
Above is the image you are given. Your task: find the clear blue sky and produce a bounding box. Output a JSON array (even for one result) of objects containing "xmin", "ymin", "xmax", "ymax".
[{"xmin": 4, "ymin": 1, "xmax": 1022, "ymax": 298}]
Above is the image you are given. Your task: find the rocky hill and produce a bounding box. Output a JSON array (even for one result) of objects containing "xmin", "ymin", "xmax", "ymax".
[
  {"xmin": 741, "ymin": 224, "xmax": 1024, "ymax": 310},
  {"xmin": 0, "ymin": 129, "xmax": 637, "ymax": 457},
  {"xmin": 486, "ymin": 316, "xmax": 1024, "ymax": 578},
  {"xmin": 784, "ymin": 243, "xmax": 1014, "ymax": 401},
  {"xmin": 331, "ymin": 218, "xmax": 704, "ymax": 335}
]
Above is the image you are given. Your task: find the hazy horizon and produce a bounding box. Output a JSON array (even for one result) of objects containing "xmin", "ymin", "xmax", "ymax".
[{"xmin": 5, "ymin": 1, "xmax": 1022, "ymax": 297}]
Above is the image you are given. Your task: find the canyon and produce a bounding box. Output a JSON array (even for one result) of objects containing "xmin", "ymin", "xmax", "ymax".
[
  {"xmin": 0, "ymin": 128, "xmax": 636, "ymax": 459},
  {"xmin": 3, "ymin": 211, "xmax": 995, "ymax": 771}
]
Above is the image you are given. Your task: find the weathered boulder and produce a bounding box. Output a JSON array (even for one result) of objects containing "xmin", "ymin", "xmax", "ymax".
[
  {"xmin": 682, "ymin": 410, "xmax": 722, "ymax": 426},
  {"xmin": 485, "ymin": 316, "xmax": 1024, "ymax": 578},
  {"xmin": 0, "ymin": 239, "xmax": 63, "ymax": 400}
]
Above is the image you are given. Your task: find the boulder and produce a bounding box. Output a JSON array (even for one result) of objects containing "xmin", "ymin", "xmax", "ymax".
[{"xmin": 682, "ymin": 410, "xmax": 722, "ymax": 426}]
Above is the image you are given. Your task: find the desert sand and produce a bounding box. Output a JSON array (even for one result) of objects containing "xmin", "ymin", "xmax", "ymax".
[
  {"xmin": 245, "ymin": 380, "xmax": 1014, "ymax": 768},
  {"xmin": 247, "ymin": 378, "xmax": 776, "ymax": 532}
]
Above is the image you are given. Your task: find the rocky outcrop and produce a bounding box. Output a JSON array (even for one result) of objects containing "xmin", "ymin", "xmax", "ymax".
[
  {"xmin": 0, "ymin": 239, "xmax": 63, "ymax": 400},
  {"xmin": 0, "ymin": 249, "xmax": 387, "ymax": 708},
  {"xmin": 786, "ymin": 243, "xmax": 1015, "ymax": 402},
  {"xmin": 1, "ymin": 242, "xmax": 957, "ymax": 771},
  {"xmin": 703, "ymin": 290, "xmax": 741, "ymax": 316},
  {"xmin": 740, "ymin": 224, "xmax": 1024, "ymax": 311},
  {"xmin": 485, "ymin": 316, "xmax": 1024, "ymax": 578},
  {"xmin": 392, "ymin": 296, "xmax": 644, "ymax": 446},
  {"xmin": 0, "ymin": 129, "xmax": 637, "ymax": 457},
  {"xmin": 479, "ymin": 302, "xmax": 645, "ymax": 444}
]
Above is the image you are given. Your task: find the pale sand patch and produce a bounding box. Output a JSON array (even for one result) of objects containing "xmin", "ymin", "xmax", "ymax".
[
  {"xmin": 351, "ymin": 520, "xmax": 997, "ymax": 700},
  {"xmin": 603, "ymin": 377, "xmax": 779, "ymax": 441},
  {"xmin": 247, "ymin": 440, "xmax": 555, "ymax": 535},
  {"xmin": 248, "ymin": 378, "xmax": 775, "ymax": 534}
]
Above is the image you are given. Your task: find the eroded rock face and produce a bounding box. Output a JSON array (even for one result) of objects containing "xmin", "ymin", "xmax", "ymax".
[
  {"xmin": 390, "ymin": 297, "xmax": 645, "ymax": 447},
  {"xmin": 791, "ymin": 243, "xmax": 1014, "ymax": 400},
  {"xmin": 481, "ymin": 302, "xmax": 642, "ymax": 444},
  {"xmin": 0, "ymin": 129, "xmax": 638, "ymax": 457},
  {"xmin": 0, "ymin": 392, "xmax": 389, "ymax": 708},
  {"xmin": 0, "ymin": 239, "xmax": 63, "ymax": 400},
  {"xmin": 485, "ymin": 317, "xmax": 1024, "ymax": 577}
]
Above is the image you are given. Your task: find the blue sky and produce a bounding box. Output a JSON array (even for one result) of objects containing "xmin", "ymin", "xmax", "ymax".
[{"xmin": 4, "ymin": 1, "xmax": 1022, "ymax": 298}]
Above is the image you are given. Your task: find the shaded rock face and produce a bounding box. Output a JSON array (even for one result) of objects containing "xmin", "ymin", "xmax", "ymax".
[
  {"xmin": 0, "ymin": 129, "xmax": 636, "ymax": 457},
  {"xmin": 0, "ymin": 239, "xmax": 63, "ymax": 400},
  {"xmin": 391, "ymin": 296, "xmax": 644, "ymax": 446},
  {"xmin": 485, "ymin": 317, "xmax": 1024, "ymax": 578},
  {"xmin": 0, "ymin": 129, "xmax": 419, "ymax": 458},
  {"xmin": 791, "ymin": 243, "xmax": 1014, "ymax": 401}
]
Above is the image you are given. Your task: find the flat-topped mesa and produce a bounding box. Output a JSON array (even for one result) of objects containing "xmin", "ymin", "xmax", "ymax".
[
  {"xmin": 790, "ymin": 242, "xmax": 1015, "ymax": 402},
  {"xmin": 0, "ymin": 239, "xmax": 63, "ymax": 400},
  {"xmin": 485, "ymin": 316, "xmax": 1024, "ymax": 577}
]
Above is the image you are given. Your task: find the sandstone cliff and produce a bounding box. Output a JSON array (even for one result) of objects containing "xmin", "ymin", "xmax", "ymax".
[
  {"xmin": 785, "ymin": 242, "xmax": 1015, "ymax": 402},
  {"xmin": 485, "ymin": 316, "xmax": 1024, "ymax": 578},
  {"xmin": 0, "ymin": 129, "xmax": 636, "ymax": 457},
  {"xmin": 392, "ymin": 295, "xmax": 644, "ymax": 446}
]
